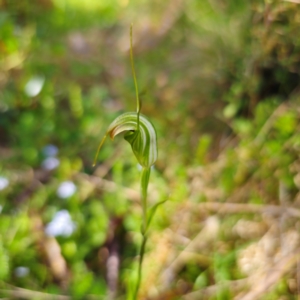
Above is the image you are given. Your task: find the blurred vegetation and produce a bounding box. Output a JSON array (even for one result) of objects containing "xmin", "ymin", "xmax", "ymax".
[{"xmin": 1, "ymin": 0, "xmax": 300, "ymax": 299}]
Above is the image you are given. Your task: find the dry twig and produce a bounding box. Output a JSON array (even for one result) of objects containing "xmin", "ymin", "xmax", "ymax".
[{"xmin": 192, "ymin": 202, "xmax": 300, "ymax": 218}]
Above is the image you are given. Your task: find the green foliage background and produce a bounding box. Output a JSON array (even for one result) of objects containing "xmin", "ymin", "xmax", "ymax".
[{"xmin": 1, "ymin": 0, "xmax": 300, "ymax": 299}]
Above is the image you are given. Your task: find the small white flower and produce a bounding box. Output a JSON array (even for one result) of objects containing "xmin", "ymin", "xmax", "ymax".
[
  {"xmin": 24, "ymin": 76, "xmax": 45, "ymax": 97},
  {"xmin": 42, "ymin": 144, "xmax": 58, "ymax": 157},
  {"xmin": 15, "ymin": 266, "xmax": 29, "ymax": 277},
  {"xmin": 57, "ymin": 181, "xmax": 76, "ymax": 199},
  {"xmin": 42, "ymin": 157, "xmax": 60, "ymax": 170},
  {"xmin": 45, "ymin": 209, "xmax": 76, "ymax": 237},
  {"xmin": 0, "ymin": 177, "xmax": 9, "ymax": 190}
]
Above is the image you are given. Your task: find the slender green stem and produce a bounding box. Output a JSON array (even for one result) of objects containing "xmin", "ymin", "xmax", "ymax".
[
  {"xmin": 130, "ymin": 24, "xmax": 141, "ymax": 129},
  {"xmin": 141, "ymin": 167, "xmax": 150, "ymax": 233},
  {"xmin": 133, "ymin": 233, "xmax": 147, "ymax": 300},
  {"xmin": 133, "ymin": 167, "xmax": 151, "ymax": 299}
]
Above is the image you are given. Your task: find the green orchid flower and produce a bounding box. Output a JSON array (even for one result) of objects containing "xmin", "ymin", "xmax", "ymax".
[{"xmin": 93, "ymin": 25, "xmax": 160, "ymax": 300}]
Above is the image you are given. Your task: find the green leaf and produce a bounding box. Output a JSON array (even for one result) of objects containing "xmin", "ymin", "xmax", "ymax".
[{"xmin": 146, "ymin": 198, "xmax": 167, "ymax": 232}]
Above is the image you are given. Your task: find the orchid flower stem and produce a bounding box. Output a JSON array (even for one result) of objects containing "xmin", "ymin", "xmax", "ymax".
[
  {"xmin": 133, "ymin": 167, "xmax": 151, "ymax": 299},
  {"xmin": 134, "ymin": 233, "xmax": 147, "ymax": 300},
  {"xmin": 141, "ymin": 167, "xmax": 150, "ymax": 233}
]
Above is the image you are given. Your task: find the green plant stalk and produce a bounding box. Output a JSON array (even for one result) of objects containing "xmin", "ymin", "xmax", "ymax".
[
  {"xmin": 134, "ymin": 232, "xmax": 147, "ymax": 300},
  {"xmin": 133, "ymin": 167, "xmax": 150, "ymax": 299},
  {"xmin": 141, "ymin": 167, "xmax": 150, "ymax": 233}
]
